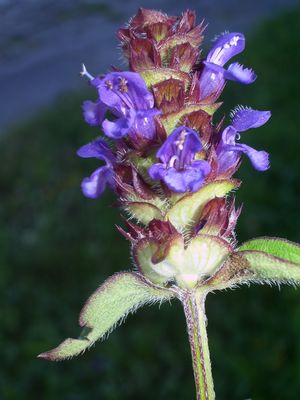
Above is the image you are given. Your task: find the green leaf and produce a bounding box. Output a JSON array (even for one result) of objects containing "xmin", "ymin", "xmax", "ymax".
[
  {"xmin": 38, "ymin": 272, "xmax": 174, "ymax": 361},
  {"xmin": 237, "ymin": 250, "xmax": 300, "ymax": 283},
  {"xmin": 239, "ymin": 237, "xmax": 300, "ymax": 264},
  {"xmin": 166, "ymin": 180, "xmax": 239, "ymax": 232}
]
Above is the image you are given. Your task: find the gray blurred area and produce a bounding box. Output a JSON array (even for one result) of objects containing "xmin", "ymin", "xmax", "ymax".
[{"xmin": 0, "ymin": 0, "xmax": 298, "ymax": 133}]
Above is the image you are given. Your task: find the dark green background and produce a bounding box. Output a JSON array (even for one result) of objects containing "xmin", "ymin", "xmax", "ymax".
[{"xmin": 1, "ymin": 8, "xmax": 300, "ymax": 400}]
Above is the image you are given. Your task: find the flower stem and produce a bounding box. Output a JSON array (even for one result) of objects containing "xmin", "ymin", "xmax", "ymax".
[{"xmin": 182, "ymin": 291, "xmax": 215, "ymax": 400}]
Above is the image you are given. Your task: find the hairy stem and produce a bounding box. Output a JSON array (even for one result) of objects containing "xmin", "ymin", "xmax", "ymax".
[{"xmin": 182, "ymin": 291, "xmax": 215, "ymax": 400}]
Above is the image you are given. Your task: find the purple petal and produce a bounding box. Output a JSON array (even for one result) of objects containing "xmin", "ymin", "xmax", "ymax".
[
  {"xmin": 199, "ymin": 64, "xmax": 225, "ymax": 101},
  {"xmin": 207, "ymin": 32, "xmax": 245, "ymax": 66},
  {"xmin": 228, "ymin": 144, "xmax": 270, "ymax": 171},
  {"xmin": 216, "ymin": 126, "xmax": 240, "ymax": 172},
  {"xmin": 163, "ymin": 168, "xmax": 190, "ymax": 192},
  {"xmin": 90, "ymin": 77, "xmax": 102, "ymax": 87},
  {"xmin": 98, "ymin": 72, "xmax": 154, "ymax": 114},
  {"xmin": 77, "ymin": 138, "xmax": 115, "ymax": 165},
  {"xmin": 148, "ymin": 163, "xmax": 167, "ymax": 180},
  {"xmin": 163, "ymin": 160, "xmax": 210, "ymax": 193},
  {"xmin": 217, "ymin": 149, "xmax": 240, "ymax": 174},
  {"xmin": 120, "ymin": 72, "xmax": 155, "ymax": 109},
  {"xmin": 224, "ymin": 62, "xmax": 256, "ymax": 84},
  {"xmin": 235, "ymin": 144, "xmax": 270, "ymax": 171},
  {"xmin": 82, "ymin": 100, "xmax": 106, "ymax": 126},
  {"xmin": 156, "ymin": 126, "xmax": 203, "ymax": 164},
  {"xmin": 102, "ymin": 110, "xmax": 135, "ymax": 139},
  {"xmin": 231, "ymin": 108, "xmax": 271, "ymax": 131},
  {"xmin": 191, "ymin": 160, "xmax": 212, "ymax": 176},
  {"xmin": 220, "ymin": 126, "xmax": 238, "ymax": 146},
  {"xmin": 81, "ymin": 166, "xmax": 114, "ymax": 199},
  {"xmin": 130, "ymin": 109, "xmax": 160, "ymax": 141}
]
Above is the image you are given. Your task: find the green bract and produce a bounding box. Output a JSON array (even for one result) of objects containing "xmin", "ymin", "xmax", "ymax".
[
  {"xmin": 134, "ymin": 234, "xmax": 232, "ymax": 288},
  {"xmin": 166, "ymin": 180, "xmax": 239, "ymax": 231}
]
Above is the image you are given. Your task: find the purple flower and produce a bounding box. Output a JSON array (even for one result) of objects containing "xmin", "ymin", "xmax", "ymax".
[
  {"xmin": 217, "ymin": 107, "xmax": 271, "ymax": 173},
  {"xmin": 199, "ymin": 32, "xmax": 256, "ymax": 101},
  {"xmin": 149, "ymin": 126, "xmax": 211, "ymax": 192},
  {"xmin": 81, "ymin": 65, "xmax": 160, "ymax": 141},
  {"xmin": 77, "ymin": 138, "xmax": 116, "ymax": 198}
]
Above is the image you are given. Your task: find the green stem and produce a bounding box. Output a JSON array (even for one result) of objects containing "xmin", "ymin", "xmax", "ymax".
[{"xmin": 182, "ymin": 291, "xmax": 215, "ymax": 400}]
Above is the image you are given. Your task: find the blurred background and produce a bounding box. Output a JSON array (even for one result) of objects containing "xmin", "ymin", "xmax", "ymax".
[{"xmin": 1, "ymin": 1, "xmax": 300, "ymax": 399}]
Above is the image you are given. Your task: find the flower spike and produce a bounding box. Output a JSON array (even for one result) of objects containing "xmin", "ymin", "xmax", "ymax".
[{"xmin": 40, "ymin": 9, "xmax": 300, "ymax": 400}]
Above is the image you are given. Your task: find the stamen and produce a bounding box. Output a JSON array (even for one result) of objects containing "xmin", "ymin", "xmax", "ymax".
[
  {"xmin": 168, "ymin": 155, "xmax": 179, "ymax": 168},
  {"xmin": 175, "ymin": 130, "xmax": 188, "ymax": 151},
  {"xmin": 229, "ymin": 36, "xmax": 240, "ymax": 46},
  {"xmin": 80, "ymin": 64, "xmax": 95, "ymax": 81},
  {"xmin": 118, "ymin": 77, "xmax": 128, "ymax": 93},
  {"xmin": 105, "ymin": 80, "xmax": 114, "ymax": 90},
  {"xmin": 223, "ymin": 35, "xmax": 239, "ymax": 50}
]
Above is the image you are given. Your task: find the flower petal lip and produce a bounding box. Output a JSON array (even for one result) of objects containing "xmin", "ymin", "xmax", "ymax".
[
  {"xmin": 231, "ymin": 108, "xmax": 271, "ymax": 131},
  {"xmin": 148, "ymin": 163, "xmax": 166, "ymax": 181},
  {"xmin": 81, "ymin": 166, "xmax": 115, "ymax": 199},
  {"xmin": 82, "ymin": 100, "xmax": 106, "ymax": 126},
  {"xmin": 163, "ymin": 161, "xmax": 210, "ymax": 193},
  {"xmin": 207, "ymin": 32, "xmax": 245, "ymax": 66},
  {"xmin": 163, "ymin": 161, "xmax": 211, "ymax": 193},
  {"xmin": 77, "ymin": 138, "xmax": 115, "ymax": 165},
  {"xmin": 102, "ymin": 110, "xmax": 136, "ymax": 139},
  {"xmin": 224, "ymin": 62, "xmax": 257, "ymax": 84},
  {"xmin": 203, "ymin": 61, "xmax": 257, "ymax": 85},
  {"xmin": 226, "ymin": 144, "xmax": 270, "ymax": 171}
]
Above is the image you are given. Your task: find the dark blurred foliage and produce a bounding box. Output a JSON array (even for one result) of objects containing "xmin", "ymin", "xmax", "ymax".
[{"xmin": 1, "ymin": 8, "xmax": 300, "ymax": 400}]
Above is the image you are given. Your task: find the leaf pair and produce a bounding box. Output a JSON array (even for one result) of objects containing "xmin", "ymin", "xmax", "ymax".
[{"xmin": 39, "ymin": 237, "xmax": 300, "ymax": 362}]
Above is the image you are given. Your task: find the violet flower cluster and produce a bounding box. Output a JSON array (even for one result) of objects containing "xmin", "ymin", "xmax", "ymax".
[{"xmin": 79, "ymin": 26, "xmax": 270, "ymax": 199}]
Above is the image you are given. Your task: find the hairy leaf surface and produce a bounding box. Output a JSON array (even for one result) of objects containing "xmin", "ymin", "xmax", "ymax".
[{"xmin": 38, "ymin": 272, "xmax": 174, "ymax": 361}]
